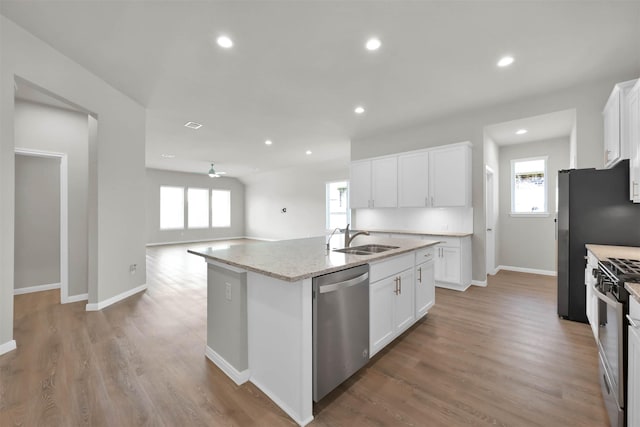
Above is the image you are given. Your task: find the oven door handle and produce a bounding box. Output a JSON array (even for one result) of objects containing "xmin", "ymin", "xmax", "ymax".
[{"xmin": 593, "ymin": 286, "xmax": 620, "ymax": 307}]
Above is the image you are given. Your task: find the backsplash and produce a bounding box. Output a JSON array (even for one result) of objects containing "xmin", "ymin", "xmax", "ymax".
[{"xmin": 352, "ymin": 207, "xmax": 473, "ymax": 234}]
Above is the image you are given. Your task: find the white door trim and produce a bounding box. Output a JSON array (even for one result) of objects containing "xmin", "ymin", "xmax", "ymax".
[
  {"xmin": 15, "ymin": 147, "xmax": 70, "ymax": 304},
  {"xmin": 485, "ymin": 165, "xmax": 496, "ymax": 276}
]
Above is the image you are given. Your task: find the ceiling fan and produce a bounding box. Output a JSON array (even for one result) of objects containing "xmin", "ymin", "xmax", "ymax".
[{"xmin": 207, "ymin": 162, "xmax": 227, "ymax": 178}]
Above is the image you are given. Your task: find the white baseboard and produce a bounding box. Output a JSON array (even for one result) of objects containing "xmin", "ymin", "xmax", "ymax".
[
  {"xmin": 85, "ymin": 284, "xmax": 147, "ymax": 311},
  {"xmin": 205, "ymin": 346, "xmax": 250, "ymax": 385},
  {"xmin": 0, "ymin": 340, "xmax": 17, "ymax": 356},
  {"xmin": 471, "ymin": 279, "xmax": 487, "ymax": 287},
  {"xmin": 250, "ymin": 377, "xmax": 314, "ymax": 427},
  {"xmin": 436, "ymin": 282, "xmax": 472, "ymax": 292},
  {"xmin": 496, "ymin": 265, "xmax": 557, "ymax": 277},
  {"xmin": 66, "ymin": 293, "xmax": 88, "ymax": 303},
  {"xmin": 242, "ymin": 236, "xmax": 278, "ymax": 242},
  {"xmin": 146, "ymin": 236, "xmax": 246, "ymax": 247},
  {"xmin": 14, "ymin": 282, "xmax": 60, "ymax": 295}
]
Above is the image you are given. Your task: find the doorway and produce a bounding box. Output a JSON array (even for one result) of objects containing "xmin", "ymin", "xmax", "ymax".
[{"xmin": 14, "ymin": 149, "xmax": 69, "ymax": 302}]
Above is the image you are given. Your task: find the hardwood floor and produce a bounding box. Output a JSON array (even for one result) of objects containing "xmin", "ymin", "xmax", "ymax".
[{"xmin": 1, "ymin": 242, "xmax": 609, "ymax": 426}]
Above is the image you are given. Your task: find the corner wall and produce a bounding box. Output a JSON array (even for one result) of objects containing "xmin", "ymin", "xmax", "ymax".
[
  {"xmin": 1, "ymin": 16, "xmax": 146, "ymax": 350},
  {"xmin": 146, "ymin": 168, "xmax": 245, "ymax": 245}
]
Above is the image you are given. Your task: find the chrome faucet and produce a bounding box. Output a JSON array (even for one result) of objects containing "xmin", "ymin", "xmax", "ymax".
[
  {"xmin": 344, "ymin": 224, "xmax": 369, "ymax": 247},
  {"xmin": 326, "ymin": 227, "xmax": 342, "ymax": 251}
]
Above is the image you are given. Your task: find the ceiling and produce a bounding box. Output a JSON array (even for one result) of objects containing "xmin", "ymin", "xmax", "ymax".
[
  {"xmin": 2, "ymin": 1, "xmax": 639, "ymax": 179},
  {"xmin": 484, "ymin": 109, "xmax": 576, "ymax": 146}
]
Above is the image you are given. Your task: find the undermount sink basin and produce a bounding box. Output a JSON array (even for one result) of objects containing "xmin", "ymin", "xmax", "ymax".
[{"xmin": 333, "ymin": 244, "xmax": 399, "ymax": 255}]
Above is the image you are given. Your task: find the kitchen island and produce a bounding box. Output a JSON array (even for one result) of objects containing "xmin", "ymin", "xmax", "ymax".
[{"xmin": 188, "ymin": 234, "xmax": 439, "ymax": 426}]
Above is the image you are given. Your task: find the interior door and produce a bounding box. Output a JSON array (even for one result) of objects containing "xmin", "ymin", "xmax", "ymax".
[{"xmin": 485, "ymin": 167, "xmax": 495, "ymax": 275}]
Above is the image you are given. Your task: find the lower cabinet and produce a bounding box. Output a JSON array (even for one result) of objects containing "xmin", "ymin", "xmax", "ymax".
[
  {"xmin": 370, "ymin": 251, "xmax": 432, "ymax": 358},
  {"xmin": 585, "ymin": 250, "xmax": 599, "ymax": 340},
  {"xmin": 369, "ymin": 267, "xmax": 415, "ymax": 357},
  {"xmin": 629, "ymin": 297, "xmax": 640, "ymax": 427},
  {"xmin": 426, "ymin": 235, "xmax": 472, "ymax": 291}
]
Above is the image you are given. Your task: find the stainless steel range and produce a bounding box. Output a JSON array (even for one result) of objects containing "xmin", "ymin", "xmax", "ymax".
[{"xmin": 594, "ymin": 257, "xmax": 640, "ymax": 427}]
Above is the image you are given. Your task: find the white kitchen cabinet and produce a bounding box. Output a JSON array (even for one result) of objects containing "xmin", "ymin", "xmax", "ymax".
[
  {"xmin": 628, "ymin": 80, "xmax": 640, "ymax": 202},
  {"xmin": 628, "ymin": 297, "xmax": 640, "ymax": 427},
  {"xmin": 369, "ymin": 253, "xmax": 416, "ymax": 357},
  {"xmin": 603, "ymin": 79, "xmax": 637, "ymax": 169},
  {"xmin": 429, "ymin": 144, "xmax": 472, "ymax": 207},
  {"xmin": 425, "ymin": 235, "xmax": 472, "ymax": 291},
  {"xmin": 415, "ymin": 247, "xmax": 435, "ymax": 319},
  {"xmin": 349, "ymin": 156, "xmax": 397, "ymax": 208},
  {"xmin": 398, "ymin": 151, "xmax": 429, "ymax": 207},
  {"xmin": 350, "ymin": 160, "xmax": 371, "ymax": 209}
]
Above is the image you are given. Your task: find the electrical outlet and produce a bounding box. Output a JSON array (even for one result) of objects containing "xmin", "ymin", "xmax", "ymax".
[
  {"xmin": 225, "ymin": 283, "xmax": 232, "ymax": 301},
  {"xmin": 129, "ymin": 264, "xmax": 137, "ymax": 274}
]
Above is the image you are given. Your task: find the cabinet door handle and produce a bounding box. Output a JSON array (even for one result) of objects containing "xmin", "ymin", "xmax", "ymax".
[
  {"xmin": 399, "ymin": 276, "xmax": 402, "ymax": 295},
  {"xmin": 394, "ymin": 277, "xmax": 399, "ymax": 295},
  {"xmin": 418, "ymin": 267, "xmax": 422, "ymax": 283}
]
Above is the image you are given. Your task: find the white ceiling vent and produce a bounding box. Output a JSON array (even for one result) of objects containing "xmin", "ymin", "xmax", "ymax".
[{"xmin": 184, "ymin": 121, "xmax": 203, "ymax": 130}]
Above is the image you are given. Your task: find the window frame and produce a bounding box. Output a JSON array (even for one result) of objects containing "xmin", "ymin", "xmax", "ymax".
[
  {"xmin": 510, "ymin": 156, "xmax": 549, "ymax": 217},
  {"xmin": 326, "ymin": 180, "xmax": 351, "ymax": 230},
  {"xmin": 211, "ymin": 189, "xmax": 231, "ymax": 228},
  {"xmin": 159, "ymin": 185, "xmax": 185, "ymax": 230}
]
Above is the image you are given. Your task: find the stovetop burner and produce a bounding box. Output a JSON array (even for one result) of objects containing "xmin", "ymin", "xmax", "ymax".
[{"xmin": 607, "ymin": 257, "xmax": 640, "ymax": 283}]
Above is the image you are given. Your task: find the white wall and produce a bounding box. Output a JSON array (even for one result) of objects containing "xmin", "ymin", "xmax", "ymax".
[
  {"xmin": 243, "ymin": 161, "xmax": 349, "ymax": 240},
  {"xmin": 146, "ymin": 168, "xmax": 245, "ymax": 244},
  {"xmin": 351, "ymin": 73, "xmax": 639, "ymax": 282},
  {"xmin": 14, "ymin": 100, "xmax": 89, "ymax": 297},
  {"xmin": 14, "ymin": 155, "xmax": 60, "ymax": 289},
  {"xmin": 1, "ymin": 16, "xmax": 146, "ymax": 350},
  {"xmin": 498, "ymin": 138, "xmax": 570, "ymax": 273}
]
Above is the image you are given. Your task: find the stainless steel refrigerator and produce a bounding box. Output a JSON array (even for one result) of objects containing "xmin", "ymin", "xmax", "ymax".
[{"xmin": 557, "ymin": 160, "xmax": 640, "ymax": 322}]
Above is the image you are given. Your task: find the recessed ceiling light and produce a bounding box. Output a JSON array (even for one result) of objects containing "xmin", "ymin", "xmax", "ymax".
[
  {"xmin": 306, "ymin": 150, "xmax": 312, "ymax": 155},
  {"xmin": 365, "ymin": 38, "xmax": 381, "ymax": 51},
  {"xmin": 497, "ymin": 56, "xmax": 514, "ymax": 67},
  {"xmin": 265, "ymin": 139, "xmax": 273, "ymax": 146},
  {"xmin": 217, "ymin": 35, "xmax": 233, "ymax": 49},
  {"xmin": 184, "ymin": 121, "xmax": 203, "ymax": 130},
  {"xmin": 516, "ymin": 129, "xmax": 528, "ymax": 135},
  {"xmin": 161, "ymin": 154, "xmax": 175, "ymax": 158},
  {"xmin": 354, "ymin": 106, "xmax": 365, "ymax": 114}
]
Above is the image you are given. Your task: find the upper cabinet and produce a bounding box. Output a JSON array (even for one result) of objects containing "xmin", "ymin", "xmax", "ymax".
[
  {"xmin": 350, "ymin": 156, "xmax": 397, "ymax": 208},
  {"xmin": 354, "ymin": 142, "xmax": 472, "ymax": 210},
  {"xmin": 603, "ymin": 79, "xmax": 638, "ymax": 169},
  {"xmin": 429, "ymin": 145, "xmax": 472, "ymax": 207},
  {"xmin": 398, "ymin": 151, "xmax": 429, "ymax": 207},
  {"xmin": 628, "ymin": 80, "xmax": 640, "ymax": 203}
]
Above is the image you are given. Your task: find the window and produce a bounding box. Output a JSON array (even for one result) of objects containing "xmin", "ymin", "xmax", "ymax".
[
  {"xmin": 160, "ymin": 186, "xmax": 184, "ymax": 229},
  {"xmin": 511, "ymin": 157, "xmax": 547, "ymax": 215},
  {"xmin": 211, "ymin": 190, "xmax": 231, "ymax": 227},
  {"xmin": 326, "ymin": 181, "xmax": 350, "ymax": 229},
  {"xmin": 187, "ymin": 188, "xmax": 209, "ymax": 228}
]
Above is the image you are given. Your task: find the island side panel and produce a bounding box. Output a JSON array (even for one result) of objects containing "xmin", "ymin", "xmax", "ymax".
[
  {"xmin": 205, "ymin": 262, "xmax": 249, "ymax": 384},
  {"xmin": 247, "ymin": 272, "xmax": 313, "ymax": 426}
]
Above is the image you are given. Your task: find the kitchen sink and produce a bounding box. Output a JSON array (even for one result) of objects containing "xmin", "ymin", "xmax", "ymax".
[{"xmin": 333, "ymin": 244, "xmax": 399, "ymax": 255}]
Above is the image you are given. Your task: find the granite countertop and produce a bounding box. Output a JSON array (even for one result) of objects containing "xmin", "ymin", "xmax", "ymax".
[
  {"xmin": 188, "ymin": 235, "xmax": 440, "ymax": 282},
  {"xmin": 365, "ymin": 229, "xmax": 473, "ymax": 237},
  {"xmin": 586, "ymin": 244, "xmax": 640, "ymax": 303}
]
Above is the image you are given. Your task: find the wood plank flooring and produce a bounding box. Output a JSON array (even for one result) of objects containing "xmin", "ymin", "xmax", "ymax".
[{"xmin": 0, "ymin": 241, "xmax": 609, "ymax": 426}]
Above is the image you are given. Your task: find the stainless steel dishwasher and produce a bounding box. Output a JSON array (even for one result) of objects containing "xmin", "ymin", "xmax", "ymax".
[{"xmin": 313, "ymin": 264, "xmax": 369, "ymax": 402}]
